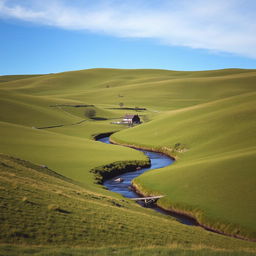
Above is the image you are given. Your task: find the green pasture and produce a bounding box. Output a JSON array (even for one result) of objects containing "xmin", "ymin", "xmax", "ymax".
[
  {"xmin": 0, "ymin": 68, "xmax": 256, "ymax": 254},
  {"xmin": 112, "ymin": 90, "xmax": 256, "ymax": 240},
  {"xmin": 1, "ymin": 246, "xmax": 256, "ymax": 256},
  {"xmin": 0, "ymin": 154, "xmax": 255, "ymax": 256},
  {"xmin": 0, "ymin": 120, "xmax": 149, "ymax": 190}
]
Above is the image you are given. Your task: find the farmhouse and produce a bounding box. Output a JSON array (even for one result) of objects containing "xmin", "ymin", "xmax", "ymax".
[{"xmin": 123, "ymin": 114, "xmax": 141, "ymax": 124}]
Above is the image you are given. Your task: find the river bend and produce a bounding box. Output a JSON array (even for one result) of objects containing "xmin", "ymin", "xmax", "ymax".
[{"xmin": 98, "ymin": 136, "xmax": 197, "ymax": 226}]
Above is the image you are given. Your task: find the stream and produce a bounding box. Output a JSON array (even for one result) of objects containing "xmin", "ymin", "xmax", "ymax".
[{"xmin": 98, "ymin": 136, "xmax": 197, "ymax": 226}]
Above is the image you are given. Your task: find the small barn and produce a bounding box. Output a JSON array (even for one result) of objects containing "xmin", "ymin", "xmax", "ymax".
[{"xmin": 123, "ymin": 114, "xmax": 141, "ymax": 124}]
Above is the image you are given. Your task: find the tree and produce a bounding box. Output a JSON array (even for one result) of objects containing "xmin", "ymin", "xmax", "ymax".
[{"xmin": 84, "ymin": 108, "xmax": 96, "ymax": 119}]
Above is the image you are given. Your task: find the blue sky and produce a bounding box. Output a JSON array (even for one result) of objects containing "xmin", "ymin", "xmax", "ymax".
[{"xmin": 1, "ymin": 0, "xmax": 256, "ymax": 75}]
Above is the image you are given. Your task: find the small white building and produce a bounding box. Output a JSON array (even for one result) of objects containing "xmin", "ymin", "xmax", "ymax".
[{"xmin": 123, "ymin": 114, "xmax": 141, "ymax": 124}]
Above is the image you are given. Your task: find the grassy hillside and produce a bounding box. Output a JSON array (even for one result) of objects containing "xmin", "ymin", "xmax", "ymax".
[
  {"xmin": 111, "ymin": 88, "xmax": 256, "ymax": 240},
  {"xmin": 0, "ymin": 68, "xmax": 256, "ymax": 254},
  {"xmin": 0, "ymin": 74, "xmax": 44, "ymax": 83},
  {"xmin": 0, "ymin": 120, "xmax": 150, "ymax": 190},
  {"xmin": 1, "ymin": 154, "xmax": 256, "ymax": 256}
]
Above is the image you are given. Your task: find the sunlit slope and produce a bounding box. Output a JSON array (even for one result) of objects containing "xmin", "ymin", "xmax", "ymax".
[
  {"xmin": 0, "ymin": 74, "xmax": 43, "ymax": 83},
  {"xmin": 111, "ymin": 91, "xmax": 256, "ymax": 240},
  {"xmin": 0, "ymin": 121, "xmax": 147, "ymax": 190},
  {"xmin": 0, "ymin": 90, "xmax": 120, "ymax": 127},
  {"xmin": 1, "ymin": 67, "xmax": 256, "ymax": 244},
  {"xmin": 0, "ymin": 69, "xmax": 179, "ymax": 93},
  {"xmin": 0, "ymin": 91, "xmax": 83, "ymax": 127},
  {"xmin": 68, "ymin": 69, "xmax": 256, "ymax": 110},
  {"xmin": 1, "ymin": 69, "xmax": 255, "ymax": 110},
  {"xmin": 2, "ymin": 154, "xmax": 256, "ymax": 255},
  {"xmin": 0, "ymin": 70, "xmax": 150, "ymax": 190}
]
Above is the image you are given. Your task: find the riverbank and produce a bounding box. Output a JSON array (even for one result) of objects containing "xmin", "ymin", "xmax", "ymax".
[
  {"xmin": 132, "ymin": 181, "xmax": 255, "ymax": 242},
  {"xmin": 100, "ymin": 134, "xmax": 249, "ymax": 236},
  {"xmin": 98, "ymin": 135, "xmax": 197, "ymax": 226},
  {"xmin": 110, "ymin": 134, "xmax": 256, "ymax": 242},
  {"xmin": 109, "ymin": 137, "xmax": 177, "ymax": 161},
  {"xmin": 92, "ymin": 133, "xmax": 150, "ymax": 184},
  {"xmin": 90, "ymin": 159, "xmax": 150, "ymax": 184}
]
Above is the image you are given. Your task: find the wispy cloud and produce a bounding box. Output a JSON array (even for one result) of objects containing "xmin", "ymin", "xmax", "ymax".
[{"xmin": 1, "ymin": 0, "xmax": 256, "ymax": 58}]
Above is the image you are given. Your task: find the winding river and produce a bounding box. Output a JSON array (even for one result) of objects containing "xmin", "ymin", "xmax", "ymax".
[{"xmin": 98, "ymin": 136, "xmax": 198, "ymax": 226}]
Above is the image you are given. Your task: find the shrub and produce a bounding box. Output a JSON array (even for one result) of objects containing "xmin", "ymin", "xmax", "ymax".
[{"xmin": 84, "ymin": 108, "xmax": 96, "ymax": 119}]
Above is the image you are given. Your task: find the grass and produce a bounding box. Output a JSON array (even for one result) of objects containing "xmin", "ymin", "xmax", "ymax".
[
  {"xmin": 0, "ymin": 120, "xmax": 149, "ymax": 190},
  {"xmin": 0, "ymin": 154, "xmax": 255, "ymax": 255},
  {"xmin": 0, "ymin": 68, "xmax": 256, "ymax": 254},
  {"xmin": 1, "ymin": 245, "xmax": 256, "ymax": 256},
  {"xmin": 0, "ymin": 74, "xmax": 44, "ymax": 84},
  {"xmin": 90, "ymin": 159, "xmax": 150, "ymax": 184},
  {"xmin": 111, "ymin": 89, "xmax": 256, "ymax": 240}
]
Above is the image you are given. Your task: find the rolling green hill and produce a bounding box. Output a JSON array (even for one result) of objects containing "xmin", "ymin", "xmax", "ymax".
[
  {"xmin": 0, "ymin": 68, "xmax": 256, "ymax": 255},
  {"xmin": 112, "ymin": 91, "xmax": 256, "ymax": 240},
  {"xmin": 1, "ymin": 154, "xmax": 255, "ymax": 256}
]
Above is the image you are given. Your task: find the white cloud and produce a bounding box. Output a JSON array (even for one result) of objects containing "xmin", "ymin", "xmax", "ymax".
[{"xmin": 0, "ymin": 0, "xmax": 256, "ymax": 58}]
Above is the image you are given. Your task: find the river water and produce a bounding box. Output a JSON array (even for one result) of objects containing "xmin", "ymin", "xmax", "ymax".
[{"xmin": 98, "ymin": 136, "xmax": 197, "ymax": 226}]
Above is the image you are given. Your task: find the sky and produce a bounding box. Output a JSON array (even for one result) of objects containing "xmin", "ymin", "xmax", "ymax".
[{"xmin": 0, "ymin": 0, "xmax": 256, "ymax": 75}]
